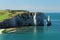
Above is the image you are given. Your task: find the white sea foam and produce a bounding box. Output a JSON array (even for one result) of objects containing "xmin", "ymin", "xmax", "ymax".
[
  {"xmin": 0, "ymin": 29, "xmax": 5, "ymax": 34},
  {"xmin": 8, "ymin": 30, "xmax": 16, "ymax": 33}
]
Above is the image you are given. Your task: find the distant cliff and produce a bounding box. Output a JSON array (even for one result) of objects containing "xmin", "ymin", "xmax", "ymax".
[{"xmin": 0, "ymin": 10, "xmax": 46, "ymax": 28}]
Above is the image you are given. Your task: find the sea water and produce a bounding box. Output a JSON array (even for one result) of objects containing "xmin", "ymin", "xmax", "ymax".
[{"xmin": 0, "ymin": 13, "xmax": 60, "ymax": 40}]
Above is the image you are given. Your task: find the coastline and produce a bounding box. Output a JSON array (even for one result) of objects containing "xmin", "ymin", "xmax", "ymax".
[
  {"xmin": 0, "ymin": 26, "xmax": 33, "ymax": 34},
  {"xmin": 0, "ymin": 28, "xmax": 17, "ymax": 34}
]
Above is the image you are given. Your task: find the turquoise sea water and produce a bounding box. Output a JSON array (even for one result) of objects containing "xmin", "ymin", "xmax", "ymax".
[{"xmin": 0, "ymin": 13, "xmax": 60, "ymax": 40}]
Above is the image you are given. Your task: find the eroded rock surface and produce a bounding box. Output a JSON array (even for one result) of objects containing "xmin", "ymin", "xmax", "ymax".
[{"xmin": 0, "ymin": 12, "xmax": 46, "ymax": 28}]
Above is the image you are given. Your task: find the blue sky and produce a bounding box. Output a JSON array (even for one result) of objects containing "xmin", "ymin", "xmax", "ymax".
[{"xmin": 0, "ymin": 0, "xmax": 60, "ymax": 12}]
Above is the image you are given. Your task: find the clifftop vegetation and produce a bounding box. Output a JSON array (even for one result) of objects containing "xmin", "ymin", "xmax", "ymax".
[
  {"xmin": 0, "ymin": 9, "xmax": 44, "ymax": 22},
  {"xmin": 0, "ymin": 10, "xmax": 33, "ymax": 22}
]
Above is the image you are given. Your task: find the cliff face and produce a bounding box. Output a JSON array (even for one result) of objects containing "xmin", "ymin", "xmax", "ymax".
[
  {"xmin": 36, "ymin": 12, "xmax": 46, "ymax": 26},
  {"xmin": 15, "ymin": 14, "xmax": 34, "ymax": 26},
  {"xmin": 0, "ymin": 12, "xmax": 46, "ymax": 28}
]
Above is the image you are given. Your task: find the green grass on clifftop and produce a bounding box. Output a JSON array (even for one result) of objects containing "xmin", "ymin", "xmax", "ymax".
[{"xmin": 0, "ymin": 10, "xmax": 10, "ymax": 21}]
